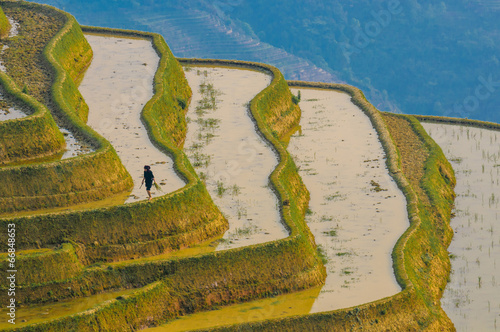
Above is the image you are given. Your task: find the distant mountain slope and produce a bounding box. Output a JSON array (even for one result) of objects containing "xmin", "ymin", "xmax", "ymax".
[
  {"xmin": 226, "ymin": 0, "xmax": 500, "ymax": 122},
  {"xmin": 32, "ymin": 0, "xmax": 337, "ymax": 83},
  {"xmin": 33, "ymin": 0, "xmax": 500, "ymax": 123}
]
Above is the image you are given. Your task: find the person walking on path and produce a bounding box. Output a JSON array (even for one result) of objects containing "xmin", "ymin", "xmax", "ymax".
[{"xmin": 141, "ymin": 165, "xmax": 156, "ymax": 201}]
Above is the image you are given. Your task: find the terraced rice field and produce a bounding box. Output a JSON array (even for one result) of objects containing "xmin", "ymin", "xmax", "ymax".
[
  {"xmin": 182, "ymin": 66, "xmax": 286, "ymax": 250},
  {"xmin": 0, "ymin": 33, "xmax": 185, "ymax": 328},
  {"xmin": 0, "ymin": 288, "xmax": 136, "ymax": 330},
  {"xmin": 152, "ymin": 87, "xmax": 409, "ymax": 330},
  {"xmin": 0, "ymin": 11, "xmax": 92, "ymax": 163},
  {"xmin": 1, "ymin": 3, "xmax": 482, "ymax": 330},
  {"xmin": 422, "ymin": 122, "xmax": 500, "ymax": 332},
  {"xmin": 79, "ymin": 34, "xmax": 185, "ymax": 201},
  {"xmin": 130, "ymin": 10, "xmax": 335, "ymax": 83},
  {"xmin": 288, "ymin": 88, "xmax": 408, "ymax": 312}
]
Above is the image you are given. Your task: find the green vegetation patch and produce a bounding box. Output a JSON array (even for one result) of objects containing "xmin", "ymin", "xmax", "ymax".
[
  {"xmin": 0, "ymin": 3, "xmax": 63, "ymax": 107},
  {"xmin": 0, "ymin": 1, "xmax": 132, "ymax": 213},
  {"xmin": 196, "ymin": 81, "xmax": 457, "ymax": 331},
  {"xmin": 0, "ymin": 243, "xmax": 83, "ymax": 286},
  {"xmin": 0, "ymin": 5, "xmax": 10, "ymax": 39},
  {"xmin": 7, "ymin": 59, "xmax": 326, "ymax": 330},
  {"xmin": 0, "ymin": 71, "xmax": 66, "ymax": 165}
]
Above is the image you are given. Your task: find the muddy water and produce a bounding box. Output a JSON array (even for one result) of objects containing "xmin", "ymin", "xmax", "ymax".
[
  {"xmin": 0, "ymin": 17, "xmax": 91, "ymax": 158},
  {"xmin": 6, "ymin": 17, "xmax": 19, "ymax": 38},
  {"xmin": 0, "ymin": 17, "xmax": 20, "ymax": 73},
  {"xmin": 0, "ymin": 288, "xmax": 135, "ymax": 330},
  {"xmin": 0, "ymin": 90, "xmax": 28, "ymax": 120},
  {"xmin": 148, "ymin": 87, "xmax": 409, "ymax": 331},
  {"xmin": 0, "ymin": 17, "xmax": 27, "ymax": 120},
  {"xmin": 149, "ymin": 286, "xmax": 322, "ymax": 331},
  {"xmin": 422, "ymin": 123, "xmax": 500, "ymax": 332},
  {"xmin": 288, "ymin": 88, "xmax": 408, "ymax": 312},
  {"xmin": 80, "ymin": 34, "xmax": 185, "ymax": 202},
  {"xmin": 183, "ymin": 67, "xmax": 286, "ymax": 250}
]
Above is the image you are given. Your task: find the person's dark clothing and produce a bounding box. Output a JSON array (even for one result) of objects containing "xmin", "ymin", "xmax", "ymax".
[{"xmin": 144, "ymin": 170, "xmax": 154, "ymax": 190}]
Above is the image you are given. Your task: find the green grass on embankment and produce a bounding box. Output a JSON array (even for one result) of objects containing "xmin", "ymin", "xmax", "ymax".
[
  {"xmin": 0, "ymin": 22, "xmax": 228, "ymax": 306},
  {"xmin": 0, "ymin": 2, "xmax": 66, "ymax": 165},
  {"xmin": 8, "ymin": 60, "xmax": 326, "ymax": 331},
  {"xmin": 0, "ymin": 1, "xmax": 132, "ymax": 213},
  {"xmin": 0, "ymin": 70, "xmax": 66, "ymax": 166},
  {"xmin": 194, "ymin": 81, "xmax": 457, "ymax": 331},
  {"xmin": 0, "ymin": 5, "xmax": 10, "ymax": 38},
  {"xmin": 0, "ymin": 243, "xmax": 83, "ymax": 286},
  {"xmin": 414, "ymin": 114, "xmax": 500, "ymax": 130},
  {"xmin": 0, "ymin": 17, "xmax": 229, "ymax": 281}
]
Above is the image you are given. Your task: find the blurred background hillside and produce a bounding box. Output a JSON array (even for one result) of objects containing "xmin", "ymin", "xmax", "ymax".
[{"xmin": 34, "ymin": 0, "xmax": 500, "ymax": 123}]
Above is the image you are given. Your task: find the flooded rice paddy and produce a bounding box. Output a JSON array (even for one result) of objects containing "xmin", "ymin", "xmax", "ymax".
[
  {"xmin": 0, "ymin": 18, "xmax": 91, "ymax": 160},
  {"xmin": 149, "ymin": 286, "xmax": 322, "ymax": 332},
  {"xmin": 80, "ymin": 34, "xmax": 185, "ymax": 202},
  {"xmin": 0, "ymin": 288, "xmax": 136, "ymax": 330},
  {"xmin": 0, "ymin": 89, "xmax": 28, "ymax": 121},
  {"xmin": 288, "ymin": 88, "xmax": 408, "ymax": 312},
  {"xmin": 183, "ymin": 66, "xmax": 286, "ymax": 250},
  {"xmin": 149, "ymin": 87, "xmax": 409, "ymax": 330},
  {"xmin": 422, "ymin": 122, "xmax": 500, "ymax": 332}
]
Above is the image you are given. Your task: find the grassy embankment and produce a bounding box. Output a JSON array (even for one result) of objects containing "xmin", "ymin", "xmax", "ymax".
[
  {"xmin": 0, "ymin": 68, "xmax": 66, "ymax": 166},
  {"xmin": 0, "ymin": 1, "xmax": 132, "ymax": 214},
  {"xmin": 0, "ymin": 2, "xmax": 457, "ymax": 330},
  {"xmin": 0, "ymin": 5, "xmax": 9, "ymax": 38},
  {"xmin": 0, "ymin": 2, "xmax": 229, "ymax": 307},
  {"xmin": 5, "ymin": 54, "xmax": 327, "ymax": 330},
  {"xmin": 192, "ymin": 81, "xmax": 457, "ymax": 331},
  {"xmin": 0, "ymin": 3, "xmax": 65, "ymax": 166}
]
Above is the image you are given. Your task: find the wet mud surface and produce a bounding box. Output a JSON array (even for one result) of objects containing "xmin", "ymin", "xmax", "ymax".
[{"xmin": 423, "ymin": 122, "xmax": 500, "ymax": 332}]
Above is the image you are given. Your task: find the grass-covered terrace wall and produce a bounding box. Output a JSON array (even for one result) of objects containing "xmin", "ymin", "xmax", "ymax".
[
  {"xmin": 0, "ymin": 70, "xmax": 66, "ymax": 166},
  {"xmin": 0, "ymin": 20, "xmax": 228, "ymax": 263},
  {"xmin": 414, "ymin": 114, "xmax": 500, "ymax": 130},
  {"xmin": 0, "ymin": 1, "xmax": 132, "ymax": 213},
  {"xmin": 10, "ymin": 59, "xmax": 325, "ymax": 331},
  {"xmin": 0, "ymin": 5, "xmax": 9, "ymax": 38},
  {"xmin": 201, "ymin": 80, "xmax": 456, "ymax": 331}
]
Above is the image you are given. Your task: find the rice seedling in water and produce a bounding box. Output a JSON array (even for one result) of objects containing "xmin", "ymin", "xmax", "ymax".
[
  {"xmin": 199, "ymin": 172, "xmax": 207, "ymax": 183},
  {"xmin": 342, "ymin": 268, "xmax": 353, "ymax": 275},
  {"xmin": 324, "ymin": 192, "xmax": 344, "ymax": 201},
  {"xmin": 323, "ymin": 230, "xmax": 337, "ymax": 237},
  {"xmin": 231, "ymin": 224, "xmax": 258, "ymax": 237},
  {"xmin": 230, "ymin": 184, "xmax": 241, "ymax": 196},
  {"xmin": 216, "ymin": 180, "xmax": 226, "ymax": 197},
  {"xmin": 316, "ymin": 245, "xmax": 328, "ymax": 264},
  {"xmin": 237, "ymin": 206, "xmax": 248, "ymax": 220}
]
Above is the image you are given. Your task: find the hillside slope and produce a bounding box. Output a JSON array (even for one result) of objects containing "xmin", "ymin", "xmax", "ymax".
[{"xmin": 33, "ymin": 0, "xmax": 500, "ymax": 125}]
